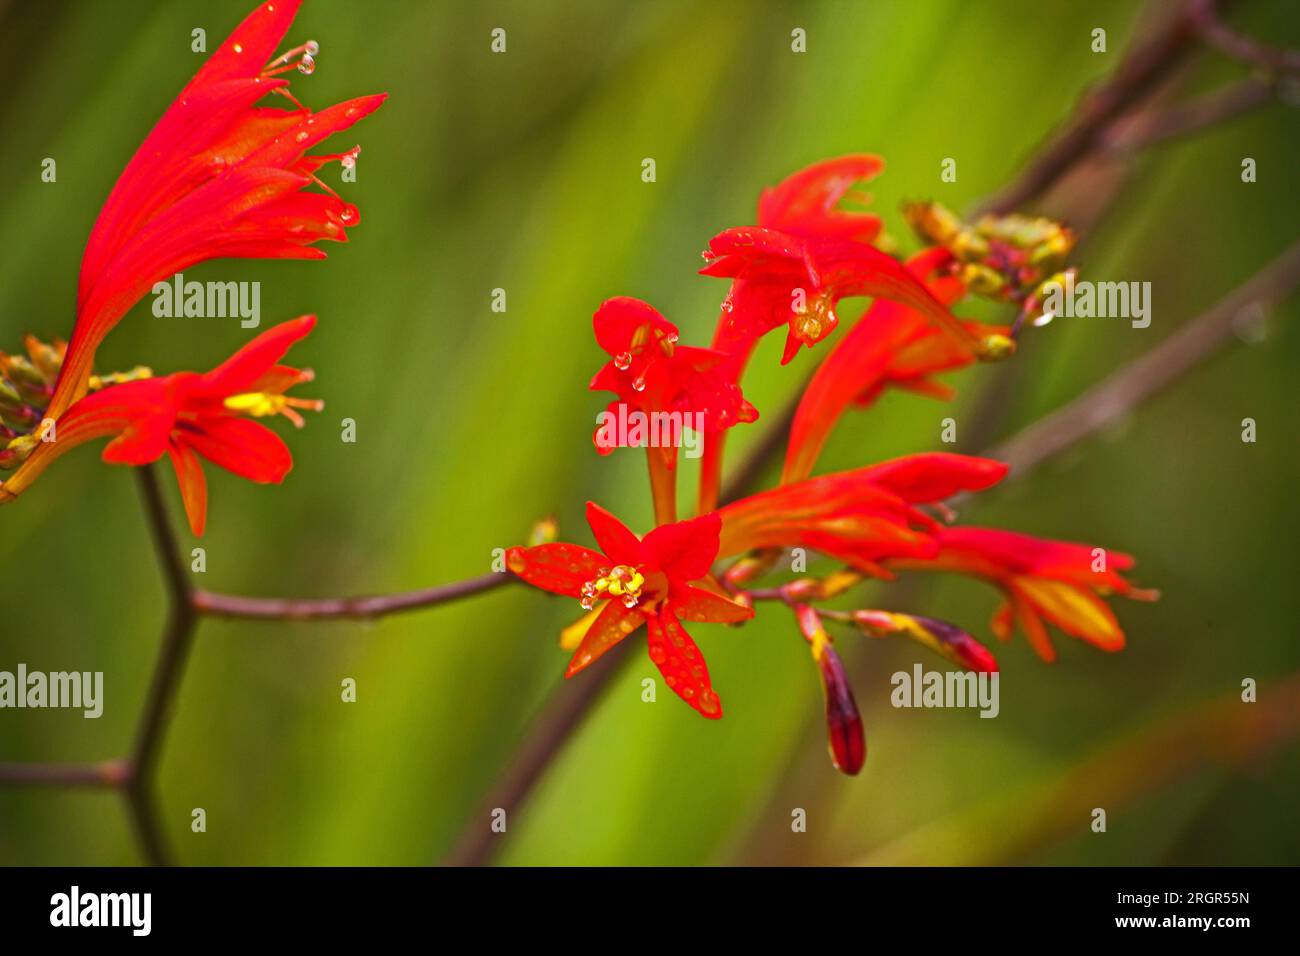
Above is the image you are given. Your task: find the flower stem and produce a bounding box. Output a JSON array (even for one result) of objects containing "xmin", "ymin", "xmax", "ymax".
[{"xmin": 646, "ymin": 449, "xmax": 677, "ymax": 525}]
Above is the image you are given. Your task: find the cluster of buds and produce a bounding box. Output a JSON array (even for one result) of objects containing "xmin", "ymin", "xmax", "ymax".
[
  {"xmin": 1, "ymin": 336, "xmax": 151, "ymax": 469},
  {"xmin": 903, "ymin": 201, "xmax": 1078, "ymax": 334},
  {"xmin": 721, "ymin": 563, "xmax": 997, "ymax": 775}
]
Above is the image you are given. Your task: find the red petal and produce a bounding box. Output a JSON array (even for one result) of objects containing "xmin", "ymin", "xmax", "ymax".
[
  {"xmin": 183, "ymin": 415, "xmax": 292, "ymax": 483},
  {"xmin": 201, "ymin": 316, "xmax": 316, "ymax": 394},
  {"xmin": 646, "ymin": 610, "xmax": 722, "ymax": 718},
  {"xmin": 757, "ymin": 155, "xmax": 884, "ymax": 242},
  {"xmin": 505, "ymin": 543, "xmax": 606, "ymax": 598},
  {"xmin": 565, "ymin": 601, "xmax": 645, "ymax": 676},
  {"xmin": 592, "ymin": 296, "xmax": 676, "ymax": 356},
  {"xmin": 191, "ymin": 0, "xmax": 303, "ymax": 89},
  {"xmin": 673, "ymin": 585, "xmax": 753, "ymax": 624},
  {"xmin": 167, "ymin": 443, "xmax": 209, "ymax": 537},
  {"xmin": 584, "ymin": 501, "xmax": 643, "ymax": 566},
  {"xmin": 858, "ymin": 453, "xmax": 1008, "ymax": 504},
  {"xmin": 641, "ymin": 512, "xmax": 722, "ymax": 582}
]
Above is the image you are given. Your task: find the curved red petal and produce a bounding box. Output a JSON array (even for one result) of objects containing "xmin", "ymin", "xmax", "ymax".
[
  {"xmin": 584, "ymin": 501, "xmax": 643, "ymax": 566},
  {"xmin": 647, "ymin": 611, "xmax": 722, "ymax": 718},
  {"xmin": 167, "ymin": 442, "xmax": 209, "ymax": 537},
  {"xmin": 642, "ymin": 512, "xmax": 721, "ymax": 582},
  {"xmin": 182, "ymin": 415, "xmax": 292, "ymax": 483},
  {"xmin": 565, "ymin": 600, "xmax": 644, "ymax": 677},
  {"xmin": 505, "ymin": 543, "xmax": 606, "ymax": 598},
  {"xmin": 672, "ymin": 584, "xmax": 754, "ymax": 624},
  {"xmin": 201, "ymin": 316, "xmax": 316, "ymax": 394}
]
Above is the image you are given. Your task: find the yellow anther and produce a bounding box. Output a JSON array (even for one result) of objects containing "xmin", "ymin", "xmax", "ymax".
[
  {"xmin": 223, "ymin": 392, "xmax": 323, "ymax": 428},
  {"xmin": 580, "ymin": 565, "xmax": 645, "ymax": 610}
]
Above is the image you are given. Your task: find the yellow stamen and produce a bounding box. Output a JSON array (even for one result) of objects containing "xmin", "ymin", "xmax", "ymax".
[
  {"xmin": 223, "ymin": 392, "xmax": 323, "ymax": 428},
  {"xmin": 580, "ymin": 565, "xmax": 645, "ymax": 610}
]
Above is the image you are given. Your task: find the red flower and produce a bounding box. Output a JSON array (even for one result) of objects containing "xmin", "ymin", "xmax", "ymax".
[
  {"xmin": 718, "ymin": 453, "xmax": 1009, "ymax": 577},
  {"xmin": 701, "ymin": 156, "xmax": 984, "ymax": 367},
  {"xmin": 6, "ymin": 317, "xmax": 321, "ymax": 535},
  {"xmin": 890, "ymin": 526, "xmax": 1157, "ymax": 662},
  {"xmin": 506, "ymin": 503, "xmax": 753, "ymax": 717},
  {"xmin": 47, "ymin": 0, "xmax": 384, "ymax": 420},
  {"xmin": 756, "ymin": 154, "xmax": 885, "ymax": 244},
  {"xmin": 589, "ymin": 297, "xmax": 756, "ymax": 467},
  {"xmin": 783, "ymin": 247, "xmax": 1007, "ymax": 483}
]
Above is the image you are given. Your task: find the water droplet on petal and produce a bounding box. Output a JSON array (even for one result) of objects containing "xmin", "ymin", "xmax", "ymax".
[
  {"xmin": 233, "ymin": 43, "xmax": 244, "ymax": 54},
  {"xmin": 613, "ymin": 351, "xmax": 632, "ymax": 370},
  {"xmin": 721, "ymin": 296, "xmax": 734, "ymax": 313},
  {"xmin": 632, "ymin": 374, "xmax": 647, "ymax": 393},
  {"xmin": 298, "ymin": 53, "xmax": 316, "ymax": 74},
  {"xmin": 295, "ymin": 130, "xmax": 309, "ymax": 143}
]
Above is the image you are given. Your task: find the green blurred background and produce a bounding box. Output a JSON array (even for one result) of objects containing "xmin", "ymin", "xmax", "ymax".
[{"xmin": 1, "ymin": 0, "xmax": 1297, "ymax": 866}]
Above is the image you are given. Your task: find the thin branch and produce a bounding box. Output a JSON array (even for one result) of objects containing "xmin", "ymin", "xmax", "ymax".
[
  {"xmin": 979, "ymin": 238, "xmax": 1300, "ymax": 486},
  {"xmin": 977, "ymin": 0, "xmax": 1207, "ymax": 214},
  {"xmin": 123, "ymin": 464, "xmax": 201, "ymax": 867},
  {"xmin": 1190, "ymin": 0, "xmax": 1300, "ymax": 73},
  {"xmin": 193, "ymin": 572, "xmax": 516, "ymax": 621},
  {"xmin": 443, "ymin": 645, "xmax": 628, "ymax": 867},
  {"xmin": 1102, "ymin": 75, "xmax": 1279, "ymax": 155},
  {"xmin": 0, "ymin": 759, "xmax": 127, "ymax": 788}
]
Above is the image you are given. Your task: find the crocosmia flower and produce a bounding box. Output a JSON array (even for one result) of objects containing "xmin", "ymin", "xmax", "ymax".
[
  {"xmin": 783, "ymin": 247, "xmax": 1006, "ymax": 483},
  {"xmin": 890, "ymin": 526, "xmax": 1158, "ymax": 662},
  {"xmin": 506, "ymin": 503, "xmax": 753, "ymax": 717},
  {"xmin": 701, "ymin": 156, "xmax": 986, "ymax": 367},
  {"xmin": 718, "ymin": 453, "xmax": 1009, "ymax": 576},
  {"xmin": 5, "ymin": 317, "xmax": 321, "ymax": 536},
  {"xmin": 47, "ymin": 0, "xmax": 384, "ymax": 420},
  {"xmin": 590, "ymin": 297, "xmax": 757, "ymax": 466}
]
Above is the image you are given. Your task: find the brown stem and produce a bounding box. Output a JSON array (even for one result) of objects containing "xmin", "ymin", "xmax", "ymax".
[
  {"xmin": 123, "ymin": 464, "xmax": 201, "ymax": 866},
  {"xmin": 977, "ymin": 238, "xmax": 1300, "ymax": 488},
  {"xmin": 977, "ymin": 0, "xmax": 1207, "ymax": 215},
  {"xmin": 193, "ymin": 572, "xmax": 515, "ymax": 621},
  {"xmin": 1189, "ymin": 0, "xmax": 1300, "ymax": 72},
  {"xmin": 0, "ymin": 760, "xmax": 127, "ymax": 788},
  {"xmin": 1102, "ymin": 75, "xmax": 1278, "ymax": 155},
  {"xmin": 443, "ymin": 645, "xmax": 628, "ymax": 866}
]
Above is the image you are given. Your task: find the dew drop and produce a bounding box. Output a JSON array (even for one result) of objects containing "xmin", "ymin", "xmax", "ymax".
[
  {"xmin": 233, "ymin": 43, "xmax": 244, "ymax": 54},
  {"xmin": 298, "ymin": 53, "xmax": 316, "ymax": 75},
  {"xmin": 613, "ymin": 351, "xmax": 632, "ymax": 370},
  {"xmin": 631, "ymin": 374, "xmax": 647, "ymax": 393},
  {"xmin": 305, "ymin": 40, "xmax": 320, "ymax": 56},
  {"xmin": 295, "ymin": 130, "xmax": 309, "ymax": 143},
  {"xmin": 720, "ymin": 296, "xmax": 734, "ymax": 313}
]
